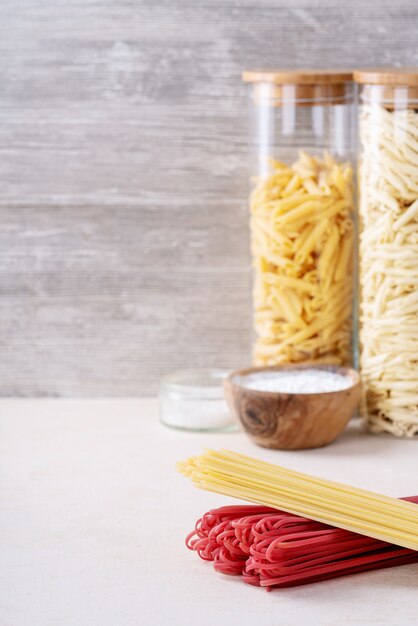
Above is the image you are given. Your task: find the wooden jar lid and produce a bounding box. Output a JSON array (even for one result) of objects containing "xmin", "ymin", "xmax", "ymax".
[
  {"xmin": 354, "ymin": 69, "xmax": 418, "ymax": 106},
  {"xmin": 243, "ymin": 70, "xmax": 353, "ymax": 106},
  {"xmin": 243, "ymin": 70, "xmax": 353, "ymax": 105},
  {"xmin": 353, "ymin": 68, "xmax": 418, "ymax": 86},
  {"xmin": 242, "ymin": 69, "xmax": 353, "ymax": 84}
]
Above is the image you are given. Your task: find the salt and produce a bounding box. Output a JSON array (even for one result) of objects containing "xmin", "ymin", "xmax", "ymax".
[
  {"xmin": 239, "ymin": 369, "xmax": 352, "ymax": 394},
  {"xmin": 159, "ymin": 369, "xmax": 237, "ymax": 431},
  {"xmin": 159, "ymin": 396, "xmax": 232, "ymax": 430}
]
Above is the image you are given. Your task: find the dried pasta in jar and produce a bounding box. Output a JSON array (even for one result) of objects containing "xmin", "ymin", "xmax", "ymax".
[
  {"xmin": 243, "ymin": 70, "xmax": 356, "ymax": 369},
  {"xmin": 355, "ymin": 69, "xmax": 418, "ymax": 437},
  {"xmin": 251, "ymin": 152, "xmax": 354, "ymax": 366}
]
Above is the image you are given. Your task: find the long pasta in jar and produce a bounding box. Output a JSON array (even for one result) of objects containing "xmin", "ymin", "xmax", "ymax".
[
  {"xmin": 354, "ymin": 69, "xmax": 418, "ymax": 437},
  {"xmin": 242, "ymin": 71, "xmax": 356, "ymax": 369}
]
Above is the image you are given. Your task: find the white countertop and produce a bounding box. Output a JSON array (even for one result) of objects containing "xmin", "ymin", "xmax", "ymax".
[{"xmin": 1, "ymin": 399, "xmax": 417, "ymax": 626}]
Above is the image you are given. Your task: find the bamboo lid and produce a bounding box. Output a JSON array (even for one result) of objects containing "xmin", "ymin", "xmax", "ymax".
[
  {"xmin": 354, "ymin": 68, "xmax": 418, "ymax": 87},
  {"xmin": 242, "ymin": 69, "xmax": 353, "ymax": 85}
]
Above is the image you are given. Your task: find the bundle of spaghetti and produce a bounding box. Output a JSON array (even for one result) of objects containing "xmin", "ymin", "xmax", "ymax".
[
  {"xmin": 359, "ymin": 103, "xmax": 418, "ymax": 437},
  {"xmin": 250, "ymin": 150, "xmax": 354, "ymax": 368},
  {"xmin": 178, "ymin": 450, "xmax": 418, "ymax": 550},
  {"xmin": 186, "ymin": 501, "xmax": 418, "ymax": 590}
]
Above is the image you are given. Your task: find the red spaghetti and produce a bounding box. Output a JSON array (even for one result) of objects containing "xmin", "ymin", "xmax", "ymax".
[{"xmin": 186, "ymin": 498, "xmax": 418, "ymax": 590}]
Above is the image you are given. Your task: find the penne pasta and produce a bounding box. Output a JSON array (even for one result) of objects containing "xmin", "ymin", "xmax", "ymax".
[{"xmin": 250, "ymin": 151, "xmax": 355, "ymax": 367}]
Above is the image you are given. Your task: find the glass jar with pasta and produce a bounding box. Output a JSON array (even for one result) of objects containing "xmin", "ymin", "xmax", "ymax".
[
  {"xmin": 242, "ymin": 70, "xmax": 356, "ymax": 370},
  {"xmin": 354, "ymin": 69, "xmax": 418, "ymax": 437}
]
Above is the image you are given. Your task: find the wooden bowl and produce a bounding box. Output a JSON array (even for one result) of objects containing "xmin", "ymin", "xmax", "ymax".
[{"xmin": 224, "ymin": 364, "xmax": 361, "ymax": 450}]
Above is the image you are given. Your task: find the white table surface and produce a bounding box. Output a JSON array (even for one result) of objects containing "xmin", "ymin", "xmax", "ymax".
[{"xmin": 1, "ymin": 399, "xmax": 417, "ymax": 626}]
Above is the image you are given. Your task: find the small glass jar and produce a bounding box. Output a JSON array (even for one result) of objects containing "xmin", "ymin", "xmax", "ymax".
[
  {"xmin": 354, "ymin": 69, "xmax": 418, "ymax": 438},
  {"xmin": 159, "ymin": 369, "xmax": 238, "ymax": 432},
  {"xmin": 242, "ymin": 70, "xmax": 357, "ymax": 369}
]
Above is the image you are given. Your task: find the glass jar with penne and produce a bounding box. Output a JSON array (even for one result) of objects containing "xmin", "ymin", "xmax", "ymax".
[
  {"xmin": 242, "ymin": 70, "xmax": 357, "ymax": 369},
  {"xmin": 354, "ymin": 69, "xmax": 418, "ymax": 437}
]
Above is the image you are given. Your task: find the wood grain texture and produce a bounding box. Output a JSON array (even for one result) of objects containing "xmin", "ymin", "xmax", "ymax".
[
  {"xmin": 224, "ymin": 364, "xmax": 361, "ymax": 450},
  {"xmin": 1, "ymin": 1, "xmax": 417, "ymax": 395}
]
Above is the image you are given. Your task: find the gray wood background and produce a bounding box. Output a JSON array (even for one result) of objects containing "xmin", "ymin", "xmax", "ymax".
[{"xmin": 1, "ymin": 0, "xmax": 418, "ymax": 396}]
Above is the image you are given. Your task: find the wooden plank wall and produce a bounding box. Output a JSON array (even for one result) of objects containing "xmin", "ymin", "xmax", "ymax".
[{"xmin": 1, "ymin": 0, "xmax": 417, "ymax": 396}]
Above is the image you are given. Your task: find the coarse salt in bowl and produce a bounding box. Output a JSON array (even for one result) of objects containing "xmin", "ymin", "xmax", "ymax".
[
  {"xmin": 224, "ymin": 364, "xmax": 361, "ymax": 450},
  {"xmin": 237, "ymin": 368, "xmax": 353, "ymax": 394}
]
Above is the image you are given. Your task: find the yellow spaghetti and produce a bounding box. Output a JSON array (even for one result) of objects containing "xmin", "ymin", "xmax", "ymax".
[
  {"xmin": 251, "ymin": 151, "xmax": 354, "ymax": 367},
  {"xmin": 178, "ymin": 449, "xmax": 418, "ymax": 551}
]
